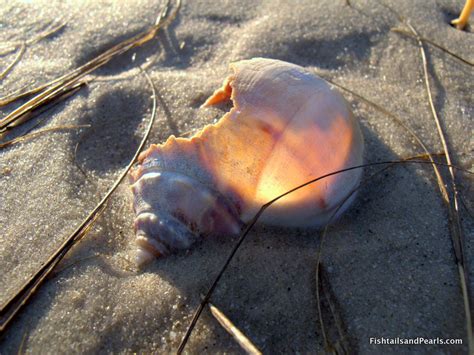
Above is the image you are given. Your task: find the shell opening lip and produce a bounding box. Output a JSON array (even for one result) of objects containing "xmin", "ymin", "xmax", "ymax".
[{"xmin": 201, "ymin": 73, "xmax": 235, "ymax": 108}]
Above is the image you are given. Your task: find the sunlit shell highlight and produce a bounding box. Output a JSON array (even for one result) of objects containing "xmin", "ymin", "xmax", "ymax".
[{"xmin": 129, "ymin": 57, "xmax": 364, "ymax": 266}]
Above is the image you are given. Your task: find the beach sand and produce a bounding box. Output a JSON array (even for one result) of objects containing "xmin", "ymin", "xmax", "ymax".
[{"xmin": 1, "ymin": 0, "xmax": 473, "ymax": 353}]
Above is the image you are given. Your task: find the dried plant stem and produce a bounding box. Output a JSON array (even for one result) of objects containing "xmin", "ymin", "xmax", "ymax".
[
  {"xmin": 390, "ymin": 28, "xmax": 473, "ymax": 67},
  {"xmin": 209, "ymin": 303, "xmax": 262, "ymax": 355},
  {"xmin": 0, "ymin": 21, "xmax": 67, "ymax": 56},
  {"xmin": 0, "ymin": 74, "xmax": 75, "ymax": 108},
  {"xmin": 321, "ymin": 74, "xmax": 453, "ymax": 214},
  {"xmin": 315, "ymin": 198, "xmax": 356, "ymax": 352},
  {"xmin": 0, "ymin": 67, "xmax": 158, "ymax": 334},
  {"xmin": 368, "ymin": 2, "xmax": 471, "ymax": 350},
  {"xmin": 0, "ymin": 203, "xmax": 106, "ymax": 335},
  {"xmin": 406, "ymin": 22, "xmax": 472, "ymax": 352},
  {"xmin": 316, "ymin": 264, "xmax": 349, "ymax": 354},
  {"xmin": 0, "ymin": 43, "xmax": 26, "ymax": 81},
  {"xmin": 0, "ymin": 81, "xmax": 87, "ymax": 143},
  {"xmin": 0, "ymin": 0, "xmax": 180, "ymax": 133},
  {"xmin": 0, "ymin": 124, "xmax": 90, "ymax": 149},
  {"xmin": 315, "ymin": 161, "xmax": 396, "ymax": 353},
  {"xmin": 176, "ymin": 158, "xmax": 472, "ymax": 354},
  {"xmin": 0, "ymin": 81, "xmax": 36, "ymax": 107},
  {"xmin": 16, "ymin": 328, "xmax": 29, "ymax": 355}
]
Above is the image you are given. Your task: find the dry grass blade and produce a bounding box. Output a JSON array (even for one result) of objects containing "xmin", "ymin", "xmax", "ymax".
[
  {"xmin": 0, "ymin": 43, "xmax": 26, "ymax": 81},
  {"xmin": 319, "ymin": 74, "xmax": 451, "ymax": 204},
  {"xmin": 316, "ymin": 264, "xmax": 349, "ymax": 355},
  {"xmin": 341, "ymin": 2, "xmax": 468, "ymax": 237},
  {"xmin": 0, "ymin": 21, "xmax": 67, "ymax": 56},
  {"xmin": 0, "ymin": 55, "xmax": 155, "ymax": 108},
  {"xmin": 0, "ymin": 124, "xmax": 90, "ymax": 149},
  {"xmin": 0, "ymin": 0, "xmax": 180, "ymax": 133},
  {"xmin": 315, "ymin": 200, "xmax": 358, "ymax": 353},
  {"xmin": 0, "ymin": 203, "xmax": 106, "ymax": 336},
  {"xmin": 0, "ymin": 75, "xmax": 75, "ymax": 108},
  {"xmin": 0, "ymin": 67, "xmax": 158, "ymax": 334},
  {"xmin": 315, "ymin": 152, "xmax": 435, "ymax": 354},
  {"xmin": 26, "ymin": 22, "xmax": 67, "ymax": 47},
  {"xmin": 314, "ymin": 162, "xmax": 396, "ymax": 354},
  {"xmin": 209, "ymin": 303, "xmax": 262, "ymax": 355},
  {"xmin": 390, "ymin": 28, "xmax": 473, "ymax": 67},
  {"xmin": 0, "ymin": 81, "xmax": 87, "ymax": 142},
  {"xmin": 317, "ymin": 151, "xmax": 445, "ymax": 353},
  {"xmin": 0, "ymin": 81, "xmax": 36, "ymax": 107},
  {"xmin": 176, "ymin": 159, "xmax": 472, "ymax": 354},
  {"xmin": 405, "ymin": 21, "xmax": 472, "ymax": 352},
  {"xmin": 380, "ymin": 2, "xmax": 472, "ymax": 349},
  {"xmin": 16, "ymin": 329, "xmax": 28, "ymax": 355}
]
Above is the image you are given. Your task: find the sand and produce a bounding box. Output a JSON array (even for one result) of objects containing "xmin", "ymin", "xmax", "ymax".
[{"xmin": 0, "ymin": 0, "xmax": 473, "ymax": 353}]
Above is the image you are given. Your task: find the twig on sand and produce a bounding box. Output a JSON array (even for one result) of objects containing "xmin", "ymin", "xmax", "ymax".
[
  {"xmin": 314, "ymin": 158, "xmax": 406, "ymax": 353},
  {"xmin": 0, "ymin": 81, "xmax": 35, "ymax": 107},
  {"xmin": 0, "ymin": 124, "xmax": 90, "ymax": 149},
  {"xmin": 16, "ymin": 329, "xmax": 29, "ymax": 355},
  {"xmin": 209, "ymin": 302, "xmax": 262, "ymax": 355},
  {"xmin": 0, "ymin": 0, "xmax": 180, "ymax": 134},
  {"xmin": 390, "ymin": 28, "xmax": 473, "ymax": 67},
  {"xmin": 319, "ymin": 74, "xmax": 453, "ymax": 212},
  {"xmin": 0, "ymin": 81, "xmax": 87, "ymax": 143},
  {"xmin": 316, "ymin": 264, "xmax": 350, "ymax": 354},
  {"xmin": 0, "ymin": 65, "xmax": 159, "ymax": 334},
  {"xmin": 0, "ymin": 43, "xmax": 26, "ymax": 81},
  {"xmin": 377, "ymin": 2, "xmax": 472, "ymax": 351},
  {"xmin": 405, "ymin": 21, "xmax": 472, "ymax": 353},
  {"xmin": 0, "ymin": 76, "xmax": 72, "ymax": 108},
  {"xmin": 0, "ymin": 21, "xmax": 67, "ymax": 56}
]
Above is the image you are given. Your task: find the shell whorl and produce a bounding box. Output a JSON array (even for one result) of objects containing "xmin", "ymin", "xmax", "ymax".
[
  {"xmin": 129, "ymin": 57, "xmax": 364, "ymax": 267},
  {"xmin": 130, "ymin": 159, "xmax": 242, "ymax": 266}
]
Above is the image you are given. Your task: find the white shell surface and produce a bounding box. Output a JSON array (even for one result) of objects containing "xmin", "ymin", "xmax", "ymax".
[
  {"xmin": 129, "ymin": 57, "xmax": 364, "ymax": 263},
  {"xmin": 200, "ymin": 58, "xmax": 364, "ymax": 224}
]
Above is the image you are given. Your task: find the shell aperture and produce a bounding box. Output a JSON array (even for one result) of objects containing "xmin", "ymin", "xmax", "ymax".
[{"xmin": 129, "ymin": 58, "xmax": 364, "ymax": 266}]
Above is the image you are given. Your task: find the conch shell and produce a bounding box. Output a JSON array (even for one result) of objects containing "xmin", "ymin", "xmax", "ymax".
[{"xmin": 129, "ymin": 58, "xmax": 364, "ymax": 266}]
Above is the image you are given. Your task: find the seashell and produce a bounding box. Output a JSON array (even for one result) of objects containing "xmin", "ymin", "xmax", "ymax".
[{"xmin": 129, "ymin": 58, "xmax": 364, "ymax": 267}]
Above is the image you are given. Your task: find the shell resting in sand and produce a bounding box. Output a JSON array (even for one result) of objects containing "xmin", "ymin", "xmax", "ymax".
[{"xmin": 129, "ymin": 58, "xmax": 364, "ymax": 267}]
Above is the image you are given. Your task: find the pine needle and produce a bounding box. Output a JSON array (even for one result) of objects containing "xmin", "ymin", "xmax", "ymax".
[
  {"xmin": 374, "ymin": 2, "xmax": 472, "ymax": 351},
  {"xmin": 0, "ymin": 124, "xmax": 90, "ymax": 149},
  {"xmin": 0, "ymin": 65, "xmax": 159, "ymax": 334},
  {"xmin": 0, "ymin": 0, "xmax": 180, "ymax": 133},
  {"xmin": 391, "ymin": 28, "xmax": 473, "ymax": 67},
  {"xmin": 0, "ymin": 43, "xmax": 26, "ymax": 81},
  {"xmin": 176, "ymin": 159, "xmax": 472, "ymax": 353},
  {"xmin": 405, "ymin": 20, "xmax": 472, "ymax": 353},
  {"xmin": 209, "ymin": 302, "xmax": 262, "ymax": 355},
  {"xmin": 0, "ymin": 21, "xmax": 67, "ymax": 56}
]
